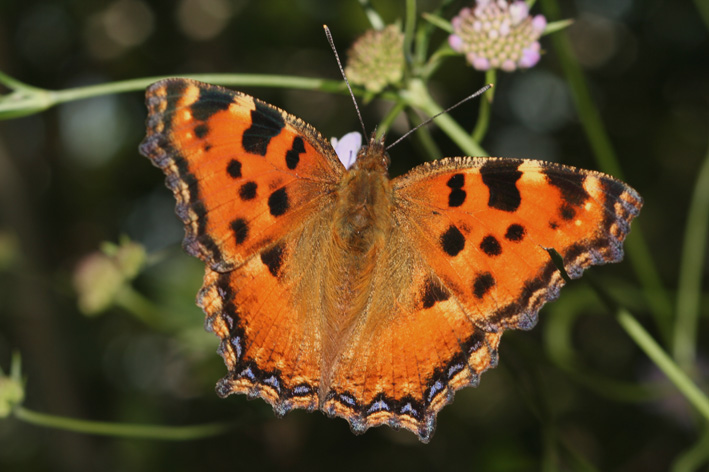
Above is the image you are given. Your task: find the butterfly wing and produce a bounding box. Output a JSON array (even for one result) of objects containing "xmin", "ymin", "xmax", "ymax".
[
  {"xmin": 140, "ymin": 78, "xmax": 344, "ymax": 413},
  {"xmin": 392, "ymin": 157, "xmax": 642, "ymax": 331},
  {"xmin": 323, "ymin": 156, "xmax": 641, "ymax": 441},
  {"xmin": 140, "ymin": 78, "xmax": 344, "ymax": 271},
  {"xmin": 322, "ymin": 232, "xmax": 502, "ymax": 441}
]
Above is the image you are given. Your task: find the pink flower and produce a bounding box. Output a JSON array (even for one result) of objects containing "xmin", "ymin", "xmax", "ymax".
[{"xmin": 449, "ymin": 0, "xmax": 547, "ymax": 72}]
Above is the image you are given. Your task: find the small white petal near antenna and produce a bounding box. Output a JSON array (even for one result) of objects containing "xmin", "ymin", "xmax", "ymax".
[{"xmin": 332, "ymin": 132, "xmax": 362, "ymax": 170}]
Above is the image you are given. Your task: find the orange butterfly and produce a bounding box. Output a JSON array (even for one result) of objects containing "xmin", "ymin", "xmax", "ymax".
[{"xmin": 139, "ymin": 78, "xmax": 642, "ymax": 442}]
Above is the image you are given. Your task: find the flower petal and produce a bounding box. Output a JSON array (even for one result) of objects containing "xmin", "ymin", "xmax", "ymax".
[{"xmin": 331, "ymin": 132, "xmax": 362, "ymax": 169}]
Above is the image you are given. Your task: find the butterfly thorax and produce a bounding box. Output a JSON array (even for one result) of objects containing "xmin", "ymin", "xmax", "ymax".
[
  {"xmin": 334, "ymin": 136, "xmax": 392, "ymax": 252},
  {"xmin": 351, "ymin": 135, "xmax": 390, "ymax": 172}
]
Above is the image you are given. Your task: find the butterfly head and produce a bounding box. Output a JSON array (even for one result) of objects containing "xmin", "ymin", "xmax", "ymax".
[{"xmin": 351, "ymin": 133, "xmax": 390, "ymax": 173}]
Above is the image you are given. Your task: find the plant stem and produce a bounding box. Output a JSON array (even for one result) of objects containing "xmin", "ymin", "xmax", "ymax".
[
  {"xmin": 672, "ymin": 136, "xmax": 709, "ymax": 371},
  {"xmin": 377, "ymin": 101, "xmax": 407, "ymax": 138},
  {"xmin": 616, "ymin": 309, "xmax": 709, "ymax": 422},
  {"xmin": 51, "ymin": 75, "xmax": 341, "ymax": 105},
  {"xmin": 357, "ymin": 0, "xmax": 385, "ymax": 30},
  {"xmin": 671, "ymin": 425, "xmax": 709, "ymax": 472},
  {"xmin": 114, "ymin": 285, "xmax": 166, "ymax": 331},
  {"xmin": 0, "ymin": 74, "xmax": 381, "ymax": 119},
  {"xmin": 471, "ymin": 68, "xmax": 496, "ymax": 143},
  {"xmin": 402, "ymin": 79, "xmax": 487, "ymax": 156},
  {"xmin": 14, "ymin": 406, "xmax": 232, "ymax": 440}
]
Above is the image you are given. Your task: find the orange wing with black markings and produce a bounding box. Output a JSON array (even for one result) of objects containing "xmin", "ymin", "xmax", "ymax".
[
  {"xmin": 140, "ymin": 78, "xmax": 344, "ymax": 271},
  {"xmin": 318, "ymin": 154, "xmax": 641, "ymax": 442},
  {"xmin": 140, "ymin": 78, "xmax": 343, "ymax": 416},
  {"xmin": 392, "ymin": 157, "xmax": 642, "ymax": 332}
]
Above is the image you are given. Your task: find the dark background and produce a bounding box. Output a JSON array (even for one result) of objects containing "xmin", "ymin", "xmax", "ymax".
[{"xmin": 0, "ymin": 1, "xmax": 707, "ymax": 471}]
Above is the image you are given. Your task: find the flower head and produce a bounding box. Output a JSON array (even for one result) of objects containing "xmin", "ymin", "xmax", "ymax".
[
  {"xmin": 449, "ymin": 0, "xmax": 547, "ymax": 72},
  {"xmin": 345, "ymin": 25, "xmax": 405, "ymax": 93},
  {"xmin": 0, "ymin": 353, "xmax": 24, "ymax": 418},
  {"xmin": 73, "ymin": 239, "xmax": 146, "ymax": 315}
]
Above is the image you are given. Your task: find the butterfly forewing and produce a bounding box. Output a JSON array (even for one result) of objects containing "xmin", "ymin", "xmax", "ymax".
[
  {"xmin": 140, "ymin": 78, "xmax": 344, "ymax": 272},
  {"xmin": 392, "ymin": 156, "xmax": 643, "ymax": 331}
]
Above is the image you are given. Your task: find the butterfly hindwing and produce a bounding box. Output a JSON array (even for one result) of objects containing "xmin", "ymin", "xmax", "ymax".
[
  {"xmin": 321, "ymin": 230, "xmax": 503, "ymax": 441},
  {"xmin": 199, "ymin": 216, "xmax": 337, "ymax": 414}
]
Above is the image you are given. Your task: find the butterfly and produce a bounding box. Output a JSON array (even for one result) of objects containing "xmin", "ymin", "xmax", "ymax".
[{"xmin": 139, "ymin": 78, "xmax": 642, "ymax": 442}]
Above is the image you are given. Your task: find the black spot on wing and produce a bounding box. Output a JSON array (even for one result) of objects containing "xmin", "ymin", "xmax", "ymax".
[
  {"xmin": 242, "ymin": 100, "xmax": 286, "ymax": 156},
  {"xmin": 448, "ymin": 189, "xmax": 466, "ymax": 207},
  {"xmin": 473, "ymin": 272, "xmax": 495, "ymax": 299},
  {"xmin": 194, "ymin": 123, "xmax": 209, "ymax": 139},
  {"xmin": 285, "ymin": 136, "xmax": 305, "ymax": 170},
  {"xmin": 268, "ymin": 188, "xmax": 289, "ymax": 216},
  {"xmin": 560, "ymin": 203, "xmax": 576, "ymax": 221},
  {"xmin": 440, "ymin": 225, "xmax": 465, "ymax": 257},
  {"xmin": 480, "ymin": 160, "xmax": 522, "ymax": 212},
  {"xmin": 447, "ymin": 174, "xmax": 464, "ymax": 189},
  {"xmin": 480, "ymin": 235, "xmax": 502, "ymax": 256},
  {"xmin": 231, "ymin": 218, "xmax": 249, "ymax": 245},
  {"xmin": 422, "ymin": 276, "xmax": 450, "ymax": 309},
  {"xmin": 446, "ymin": 173, "xmax": 466, "ymax": 207},
  {"xmin": 239, "ymin": 181, "xmax": 257, "ymax": 201},
  {"xmin": 543, "ymin": 169, "xmax": 589, "ymax": 206},
  {"xmin": 191, "ymin": 87, "xmax": 233, "ymax": 121},
  {"xmin": 505, "ymin": 224, "xmax": 525, "ymax": 242},
  {"xmin": 260, "ymin": 242, "xmax": 285, "ymax": 277},
  {"xmin": 227, "ymin": 159, "xmax": 242, "ymax": 178}
]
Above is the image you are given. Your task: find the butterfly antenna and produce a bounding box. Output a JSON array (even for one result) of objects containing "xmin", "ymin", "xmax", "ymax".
[
  {"xmin": 386, "ymin": 84, "xmax": 494, "ymax": 150},
  {"xmin": 323, "ymin": 25, "xmax": 367, "ymax": 136}
]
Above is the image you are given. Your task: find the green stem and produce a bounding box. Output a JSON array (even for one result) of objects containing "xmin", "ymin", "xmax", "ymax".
[
  {"xmin": 377, "ymin": 101, "xmax": 407, "ymax": 138},
  {"xmin": 421, "ymin": 45, "xmax": 458, "ymax": 80},
  {"xmin": 541, "ymin": 0, "xmax": 674, "ymax": 345},
  {"xmin": 0, "ymin": 73, "xmax": 366, "ymax": 120},
  {"xmin": 415, "ymin": 0, "xmax": 457, "ymax": 67},
  {"xmin": 545, "ymin": 292, "xmax": 670, "ymax": 403},
  {"xmin": 471, "ymin": 68, "xmax": 496, "ymax": 143},
  {"xmin": 405, "ymin": 107, "xmax": 442, "ymax": 160},
  {"xmin": 421, "ymin": 12, "xmax": 454, "ymax": 34},
  {"xmin": 692, "ymin": 0, "xmax": 709, "ymax": 29},
  {"xmin": 14, "ymin": 406, "xmax": 232, "ymax": 440},
  {"xmin": 402, "ymin": 79, "xmax": 487, "ymax": 156},
  {"xmin": 672, "ymin": 136, "xmax": 709, "ymax": 371},
  {"xmin": 356, "ymin": 0, "xmax": 385, "ymax": 30},
  {"xmin": 52, "ymin": 75, "xmax": 342, "ymax": 105},
  {"xmin": 616, "ymin": 309, "xmax": 709, "ymax": 422},
  {"xmin": 114, "ymin": 285, "xmax": 166, "ymax": 331},
  {"xmin": 671, "ymin": 425, "xmax": 709, "ymax": 472},
  {"xmin": 404, "ymin": 0, "xmax": 417, "ymax": 67}
]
